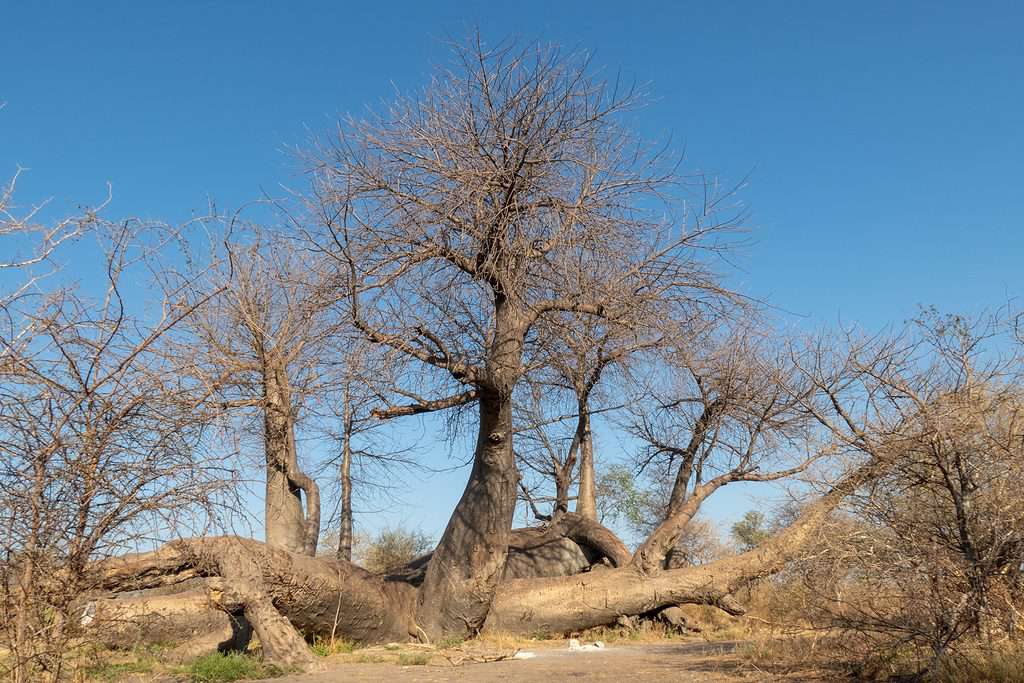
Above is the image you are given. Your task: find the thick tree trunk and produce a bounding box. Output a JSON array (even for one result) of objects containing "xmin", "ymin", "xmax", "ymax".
[
  {"xmin": 92, "ymin": 517, "xmax": 625, "ymax": 653},
  {"xmin": 413, "ymin": 294, "xmax": 525, "ymax": 639},
  {"xmin": 264, "ymin": 369, "xmax": 305, "ymax": 554},
  {"xmin": 507, "ymin": 513, "xmax": 631, "ymax": 570},
  {"xmin": 574, "ymin": 405, "xmax": 597, "ymax": 520},
  {"xmin": 91, "ymin": 495, "xmax": 807, "ymax": 658},
  {"xmin": 415, "ymin": 388, "xmax": 519, "ymax": 638},
  {"xmin": 489, "ymin": 464, "xmax": 875, "ymax": 634},
  {"xmin": 92, "ymin": 514, "xmax": 627, "ymax": 649},
  {"xmin": 94, "ymin": 537, "xmax": 416, "ymax": 658},
  {"xmin": 264, "ymin": 469, "xmax": 305, "ymax": 554}
]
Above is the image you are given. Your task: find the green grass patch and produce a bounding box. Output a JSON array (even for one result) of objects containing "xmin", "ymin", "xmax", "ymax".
[
  {"xmin": 397, "ymin": 652, "xmax": 431, "ymax": 666},
  {"xmin": 81, "ymin": 642, "xmax": 186, "ymax": 681},
  {"xmin": 188, "ymin": 652, "xmax": 282, "ymax": 682}
]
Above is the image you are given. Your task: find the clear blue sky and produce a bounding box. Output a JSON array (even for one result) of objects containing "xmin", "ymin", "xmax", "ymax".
[{"xmin": 3, "ymin": 1, "xmax": 1022, "ymax": 541}]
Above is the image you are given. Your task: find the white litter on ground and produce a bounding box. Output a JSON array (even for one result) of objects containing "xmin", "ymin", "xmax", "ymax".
[{"xmin": 568, "ymin": 638, "xmax": 606, "ymax": 651}]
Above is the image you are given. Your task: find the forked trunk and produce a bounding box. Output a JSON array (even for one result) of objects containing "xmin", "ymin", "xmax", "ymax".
[
  {"xmin": 633, "ymin": 401, "xmax": 722, "ymax": 571},
  {"xmin": 263, "ymin": 359, "xmax": 320, "ymax": 555},
  {"xmin": 633, "ymin": 480, "xmax": 724, "ymax": 573}
]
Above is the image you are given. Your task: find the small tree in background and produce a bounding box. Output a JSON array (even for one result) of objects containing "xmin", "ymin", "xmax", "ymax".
[
  {"xmin": 731, "ymin": 511, "xmax": 772, "ymax": 552},
  {"xmin": 354, "ymin": 527, "xmax": 434, "ymax": 575}
]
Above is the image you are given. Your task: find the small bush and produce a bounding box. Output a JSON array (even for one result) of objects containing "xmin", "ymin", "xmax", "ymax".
[
  {"xmin": 397, "ymin": 652, "xmax": 431, "ymax": 666},
  {"xmin": 435, "ymin": 635, "xmax": 464, "ymax": 649},
  {"xmin": 188, "ymin": 652, "xmax": 281, "ymax": 682},
  {"xmin": 354, "ymin": 528, "xmax": 433, "ymax": 574},
  {"xmin": 310, "ymin": 635, "xmax": 356, "ymax": 656}
]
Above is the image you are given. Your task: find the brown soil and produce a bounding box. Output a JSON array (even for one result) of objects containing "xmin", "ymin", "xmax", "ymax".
[{"xmin": 265, "ymin": 640, "xmax": 807, "ymax": 682}]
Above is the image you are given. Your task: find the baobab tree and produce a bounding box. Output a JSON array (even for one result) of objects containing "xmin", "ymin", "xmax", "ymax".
[
  {"xmin": 171, "ymin": 228, "xmax": 330, "ymax": 555},
  {"xmin": 628, "ymin": 320, "xmax": 818, "ymax": 571},
  {"xmin": 303, "ymin": 35, "xmax": 740, "ymax": 639}
]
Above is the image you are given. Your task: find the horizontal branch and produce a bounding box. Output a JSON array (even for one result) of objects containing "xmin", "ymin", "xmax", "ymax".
[{"xmin": 371, "ymin": 388, "xmax": 479, "ymax": 420}]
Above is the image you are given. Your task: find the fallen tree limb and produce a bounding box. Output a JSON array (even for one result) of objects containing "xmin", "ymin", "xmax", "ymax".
[{"xmin": 89, "ymin": 464, "xmax": 873, "ymax": 667}]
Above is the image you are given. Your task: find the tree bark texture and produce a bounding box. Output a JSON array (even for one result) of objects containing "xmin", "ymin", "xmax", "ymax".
[{"xmin": 414, "ymin": 297, "xmax": 527, "ymax": 638}]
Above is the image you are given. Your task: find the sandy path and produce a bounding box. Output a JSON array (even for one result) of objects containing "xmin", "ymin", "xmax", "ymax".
[{"xmin": 267, "ymin": 641, "xmax": 762, "ymax": 683}]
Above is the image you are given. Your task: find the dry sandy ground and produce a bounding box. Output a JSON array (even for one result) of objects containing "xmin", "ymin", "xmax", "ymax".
[{"xmin": 266, "ymin": 640, "xmax": 813, "ymax": 683}]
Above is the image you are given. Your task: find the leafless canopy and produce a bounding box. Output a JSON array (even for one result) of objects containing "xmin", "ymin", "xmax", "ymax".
[{"xmin": 306, "ymin": 35, "xmax": 742, "ymax": 411}]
